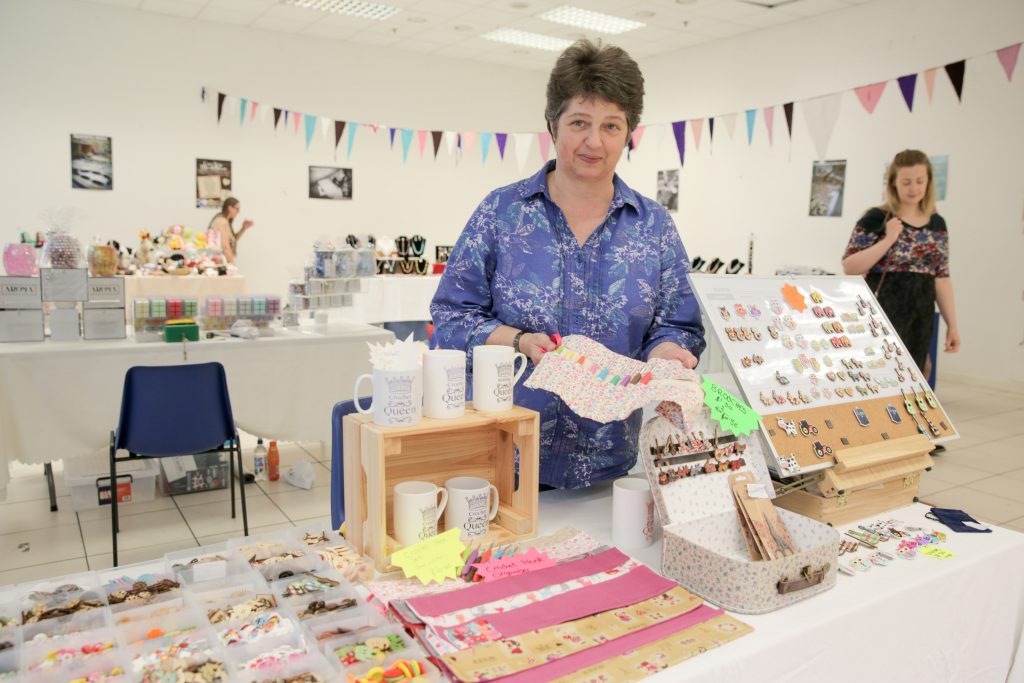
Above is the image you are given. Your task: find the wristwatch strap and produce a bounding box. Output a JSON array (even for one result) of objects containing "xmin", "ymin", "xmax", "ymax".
[{"xmin": 512, "ymin": 330, "xmax": 526, "ymax": 355}]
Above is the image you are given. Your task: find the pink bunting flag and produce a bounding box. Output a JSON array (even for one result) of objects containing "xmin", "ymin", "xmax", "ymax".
[
  {"xmin": 250, "ymin": 101, "xmax": 259, "ymax": 121},
  {"xmin": 923, "ymin": 68, "xmax": 938, "ymax": 103},
  {"xmin": 417, "ymin": 129, "xmax": 428, "ymax": 158},
  {"xmin": 630, "ymin": 125, "xmax": 645, "ymax": 153},
  {"xmin": 538, "ymin": 131, "xmax": 552, "ymax": 162},
  {"xmin": 366, "ymin": 123, "xmax": 382, "ymax": 134},
  {"xmin": 461, "ymin": 131, "xmax": 477, "ymax": 157},
  {"xmin": 293, "ymin": 111, "xmax": 301, "ymax": 134},
  {"xmin": 854, "ymin": 81, "xmax": 888, "ymax": 114},
  {"xmin": 690, "ymin": 119, "xmax": 703, "ymax": 151},
  {"xmin": 762, "ymin": 107, "xmax": 774, "ymax": 146},
  {"xmin": 997, "ymin": 43, "xmax": 1020, "ymax": 82}
]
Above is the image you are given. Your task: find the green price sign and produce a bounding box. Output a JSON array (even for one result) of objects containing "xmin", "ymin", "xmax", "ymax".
[{"xmin": 701, "ymin": 375, "xmax": 762, "ymax": 436}]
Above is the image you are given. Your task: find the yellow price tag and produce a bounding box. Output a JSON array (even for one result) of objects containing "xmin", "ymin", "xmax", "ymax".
[
  {"xmin": 390, "ymin": 528, "xmax": 466, "ymax": 585},
  {"xmin": 920, "ymin": 546, "xmax": 955, "ymax": 560}
]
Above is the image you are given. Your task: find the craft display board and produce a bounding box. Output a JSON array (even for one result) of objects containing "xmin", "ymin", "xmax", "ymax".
[
  {"xmin": 689, "ymin": 275, "xmax": 958, "ymax": 477},
  {"xmin": 343, "ymin": 405, "xmax": 539, "ymax": 572},
  {"xmin": 638, "ymin": 412, "xmax": 839, "ymax": 614}
]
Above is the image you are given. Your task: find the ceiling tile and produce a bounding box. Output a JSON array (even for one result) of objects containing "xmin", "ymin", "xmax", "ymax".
[
  {"xmin": 301, "ymin": 22, "xmax": 360, "ymax": 39},
  {"xmin": 261, "ymin": 3, "xmax": 324, "ymax": 23},
  {"xmin": 249, "ymin": 16, "xmax": 311, "ymax": 32},
  {"xmin": 406, "ymin": 0, "xmax": 477, "ymax": 18},
  {"xmin": 781, "ymin": 0, "xmax": 852, "ymax": 16},
  {"xmin": 684, "ymin": 17, "xmax": 750, "ymax": 37},
  {"xmin": 81, "ymin": 0, "xmax": 143, "ymax": 8},
  {"xmin": 733, "ymin": 7, "xmax": 800, "ymax": 28},
  {"xmin": 205, "ymin": 0, "xmax": 275, "ymax": 11},
  {"xmin": 690, "ymin": 0, "xmax": 763, "ymax": 21},
  {"xmin": 345, "ymin": 30, "xmax": 402, "ymax": 46},
  {"xmin": 432, "ymin": 43, "xmax": 490, "ymax": 59},
  {"xmin": 138, "ymin": 0, "xmax": 204, "ymax": 18},
  {"xmin": 395, "ymin": 38, "xmax": 444, "ymax": 52},
  {"xmin": 196, "ymin": 7, "xmax": 261, "ymax": 26}
]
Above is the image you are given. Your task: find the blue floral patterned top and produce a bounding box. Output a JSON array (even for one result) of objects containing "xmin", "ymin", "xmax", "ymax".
[{"xmin": 430, "ymin": 161, "xmax": 705, "ymax": 488}]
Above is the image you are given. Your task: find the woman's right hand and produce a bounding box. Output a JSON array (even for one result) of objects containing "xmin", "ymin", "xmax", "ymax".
[
  {"xmin": 520, "ymin": 333, "xmax": 558, "ymax": 364},
  {"xmin": 884, "ymin": 216, "xmax": 903, "ymax": 244}
]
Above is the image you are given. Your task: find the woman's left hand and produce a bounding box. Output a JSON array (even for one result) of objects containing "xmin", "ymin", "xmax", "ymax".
[
  {"xmin": 945, "ymin": 327, "xmax": 960, "ymax": 353},
  {"xmin": 648, "ymin": 341, "xmax": 698, "ymax": 369},
  {"xmin": 241, "ymin": 219, "xmax": 254, "ymax": 231}
]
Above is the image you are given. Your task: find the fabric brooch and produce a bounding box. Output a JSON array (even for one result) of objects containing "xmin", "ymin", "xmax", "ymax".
[{"xmin": 524, "ymin": 335, "xmax": 703, "ymax": 425}]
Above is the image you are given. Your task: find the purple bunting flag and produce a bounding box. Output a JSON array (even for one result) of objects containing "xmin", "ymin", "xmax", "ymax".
[{"xmin": 671, "ymin": 120, "xmax": 686, "ymax": 167}]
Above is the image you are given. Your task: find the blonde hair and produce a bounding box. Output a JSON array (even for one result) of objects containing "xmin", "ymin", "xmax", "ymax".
[{"xmin": 881, "ymin": 149, "xmax": 935, "ymax": 216}]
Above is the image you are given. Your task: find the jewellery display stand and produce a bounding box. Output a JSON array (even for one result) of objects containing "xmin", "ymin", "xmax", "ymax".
[
  {"xmin": 638, "ymin": 410, "xmax": 839, "ymax": 614},
  {"xmin": 343, "ymin": 404, "xmax": 539, "ymax": 572},
  {"xmin": 689, "ymin": 275, "xmax": 958, "ymax": 525}
]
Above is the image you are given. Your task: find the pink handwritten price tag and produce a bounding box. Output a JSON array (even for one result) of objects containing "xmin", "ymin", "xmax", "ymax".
[{"xmin": 472, "ymin": 548, "xmax": 556, "ymax": 582}]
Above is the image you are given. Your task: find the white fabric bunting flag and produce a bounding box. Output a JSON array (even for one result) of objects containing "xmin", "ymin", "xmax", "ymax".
[
  {"xmin": 513, "ymin": 133, "xmax": 533, "ymax": 174},
  {"xmin": 802, "ymin": 93, "xmax": 843, "ymax": 160}
]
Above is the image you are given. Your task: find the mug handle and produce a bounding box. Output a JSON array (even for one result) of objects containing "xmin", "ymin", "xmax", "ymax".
[
  {"xmin": 435, "ymin": 488, "xmax": 448, "ymax": 522},
  {"xmin": 487, "ymin": 484, "xmax": 500, "ymax": 521},
  {"xmin": 511, "ymin": 352, "xmax": 528, "ymax": 385},
  {"xmin": 353, "ymin": 374, "xmax": 373, "ymax": 414}
]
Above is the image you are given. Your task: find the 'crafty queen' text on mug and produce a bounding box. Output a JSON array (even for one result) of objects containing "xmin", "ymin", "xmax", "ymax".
[
  {"xmin": 423, "ymin": 349, "xmax": 466, "ymax": 419},
  {"xmin": 471, "ymin": 345, "xmax": 526, "ymax": 412},
  {"xmin": 445, "ymin": 476, "xmax": 499, "ymax": 540},
  {"xmin": 353, "ymin": 368, "xmax": 423, "ymax": 427}
]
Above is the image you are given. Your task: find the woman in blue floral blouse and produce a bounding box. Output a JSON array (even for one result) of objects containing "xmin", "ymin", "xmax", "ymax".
[{"xmin": 430, "ymin": 40, "xmax": 705, "ymax": 489}]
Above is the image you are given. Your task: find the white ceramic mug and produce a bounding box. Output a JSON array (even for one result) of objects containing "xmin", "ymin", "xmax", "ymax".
[
  {"xmin": 471, "ymin": 345, "xmax": 527, "ymax": 412},
  {"xmin": 423, "ymin": 349, "xmax": 466, "ymax": 419},
  {"xmin": 612, "ymin": 477, "xmax": 656, "ymax": 553},
  {"xmin": 353, "ymin": 367, "xmax": 422, "ymax": 427},
  {"xmin": 444, "ymin": 476, "xmax": 499, "ymax": 540},
  {"xmin": 393, "ymin": 480, "xmax": 448, "ymax": 547}
]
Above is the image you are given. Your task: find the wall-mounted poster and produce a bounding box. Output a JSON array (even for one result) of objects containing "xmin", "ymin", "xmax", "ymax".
[
  {"xmin": 657, "ymin": 169, "xmax": 679, "ymax": 212},
  {"xmin": 309, "ymin": 166, "xmax": 352, "ymax": 200},
  {"xmin": 929, "ymin": 154, "xmax": 949, "ymax": 201},
  {"xmin": 808, "ymin": 160, "xmax": 846, "ymax": 217},
  {"xmin": 196, "ymin": 159, "xmax": 232, "ymax": 208},
  {"xmin": 70, "ymin": 134, "xmax": 112, "ymax": 190}
]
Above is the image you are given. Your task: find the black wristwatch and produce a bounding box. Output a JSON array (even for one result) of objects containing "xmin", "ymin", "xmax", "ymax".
[{"xmin": 512, "ymin": 330, "xmax": 527, "ymax": 355}]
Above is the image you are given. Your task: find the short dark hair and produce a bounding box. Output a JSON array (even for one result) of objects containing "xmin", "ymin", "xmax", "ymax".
[{"xmin": 545, "ymin": 39, "xmax": 644, "ymax": 138}]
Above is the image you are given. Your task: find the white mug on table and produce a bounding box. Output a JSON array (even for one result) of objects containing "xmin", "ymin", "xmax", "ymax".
[
  {"xmin": 423, "ymin": 349, "xmax": 466, "ymax": 419},
  {"xmin": 393, "ymin": 480, "xmax": 448, "ymax": 547},
  {"xmin": 612, "ymin": 476, "xmax": 656, "ymax": 553},
  {"xmin": 353, "ymin": 367, "xmax": 422, "ymax": 427},
  {"xmin": 471, "ymin": 345, "xmax": 527, "ymax": 412},
  {"xmin": 444, "ymin": 476, "xmax": 499, "ymax": 540}
]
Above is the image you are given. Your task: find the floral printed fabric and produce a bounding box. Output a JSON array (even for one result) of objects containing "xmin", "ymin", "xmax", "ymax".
[
  {"xmin": 430, "ymin": 161, "xmax": 705, "ymax": 489},
  {"xmin": 524, "ymin": 335, "xmax": 703, "ymax": 424},
  {"xmin": 842, "ymin": 208, "xmax": 949, "ymax": 277}
]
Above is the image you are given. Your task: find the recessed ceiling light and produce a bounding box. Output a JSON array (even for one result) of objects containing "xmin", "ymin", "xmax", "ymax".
[
  {"xmin": 454, "ymin": 24, "xmax": 474, "ymax": 31},
  {"xmin": 482, "ymin": 28, "xmax": 572, "ymax": 51},
  {"xmin": 406, "ymin": 15, "xmax": 427, "ymax": 23},
  {"xmin": 538, "ymin": 6, "xmax": 645, "ymax": 34},
  {"xmin": 636, "ymin": 10, "xmax": 655, "ymax": 18},
  {"xmin": 280, "ymin": 0, "xmax": 401, "ymax": 20}
]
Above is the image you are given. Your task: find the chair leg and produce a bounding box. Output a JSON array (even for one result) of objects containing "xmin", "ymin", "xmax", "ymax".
[
  {"xmin": 109, "ymin": 440, "xmax": 118, "ymax": 568},
  {"xmin": 236, "ymin": 442, "xmax": 249, "ymax": 536},
  {"xmin": 229, "ymin": 447, "xmax": 236, "ymax": 520}
]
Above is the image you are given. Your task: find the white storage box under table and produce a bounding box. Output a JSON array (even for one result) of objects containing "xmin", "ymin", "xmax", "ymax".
[
  {"xmin": 639, "ymin": 412, "xmax": 840, "ymax": 614},
  {"xmin": 63, "ymin": 453, "xmax": 159, "ymax": 511}
]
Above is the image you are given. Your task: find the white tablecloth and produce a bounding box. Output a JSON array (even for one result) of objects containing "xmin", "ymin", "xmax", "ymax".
[
  {"xmin": 340, "ymin": 275, "xmax": 440, "ymax": 324},
  {"xmin": 540, "ymin": 487, "xmax": 1024, "ymax": 683},
  {"xmin": 0, "ymin": 322, "xmax": 392, "ymax": 494},
  {"xmin": 123, "ymin": 275, "xmax": 250, "ymax": 306}
]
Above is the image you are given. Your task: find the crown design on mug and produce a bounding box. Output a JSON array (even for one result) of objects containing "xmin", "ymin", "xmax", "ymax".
[
  {"xmin": 496, "ymin": 361, "xmax": 513, "ymax": 379},
  {"xmin": 384, "ymin": 375, "xmax": 415, "ymax": 394},
  {"xmin": 445, "ymin": 367, "xmax": 463, "ymax": 382}
]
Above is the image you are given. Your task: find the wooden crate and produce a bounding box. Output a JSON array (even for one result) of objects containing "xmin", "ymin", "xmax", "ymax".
[
  {"xmin": 774, "ymin": 434, "xmax": 933, "ymax": 525},
  {"xmin": 343, "ymin": 404, "xmax": 539, "ymax": 571}
]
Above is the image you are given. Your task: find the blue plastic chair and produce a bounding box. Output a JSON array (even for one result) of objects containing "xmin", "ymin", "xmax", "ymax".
[
  {"xmin": 330, "ymin": 397, "xmax": 370, "ymax": 530},
  {"xmin": 109, "ymin": 362, "xmax": 248, "ymax": 566}
]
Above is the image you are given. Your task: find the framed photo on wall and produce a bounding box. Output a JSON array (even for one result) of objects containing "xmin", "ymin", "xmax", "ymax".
[
  {"xmin": 309, "ymin": 166, "xmax": 353, "ymax": 200},
  {"xmin": 196, "ymin": 159, "xmax": 232, "ymax": 208},
  {"xmin": 657, "ymin": 169, "xmax": 679, "ymax": 212},
  {"xmin": 809, "ymin": 160, "xmax": 846, "ymax": 217},
  {"xmin": 70, "ymin": 134, "xmax": 112, "ymax": 190}
]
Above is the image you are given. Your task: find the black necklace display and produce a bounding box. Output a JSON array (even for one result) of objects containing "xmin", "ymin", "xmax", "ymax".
[{"xmin": 410, "ymin": 234, "xmax": 426, "ymax": 257}]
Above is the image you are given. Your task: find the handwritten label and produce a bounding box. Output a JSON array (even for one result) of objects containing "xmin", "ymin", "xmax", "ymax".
[
  {"xmin": 390, "ymin": 528, "xmax": 465, "ymax": 585},
  {"xmin": 920, "ymin": 546, "xmax": 955, "ymax": 560},
  {"xmin": 701, "ymin": 375, "xmax": 761, "ymax": 436},
  {"xmin": 472, "ymin": 548, "xmax": 556, "ymax": 582}
]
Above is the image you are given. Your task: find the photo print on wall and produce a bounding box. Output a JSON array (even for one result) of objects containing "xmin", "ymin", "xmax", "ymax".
[
  {"xmin": 196, "ymin": 159, "xmax": 232, "ymax": 208},
  {"xmin": 809, "ymin": 160, "xmax": 846, "ymax": 217},
  {"xmin": 309, "ymin": 166, "xmax": 353, "ymax": 200},
  {"xmin": 657, "ymin": 169, "xmax": 679, "ymax": 212},
  {"xmin": 70, "ymin": 134, "xmax": 112, "ymax": 190}
]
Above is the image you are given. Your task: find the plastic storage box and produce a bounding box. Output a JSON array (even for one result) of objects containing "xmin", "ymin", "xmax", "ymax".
[{"xmin": 63, "ymin": 455, "xmax": 159, "ymax": 512}]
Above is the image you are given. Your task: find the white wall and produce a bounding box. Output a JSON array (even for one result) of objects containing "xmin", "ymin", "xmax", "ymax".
[{"xmin": 2, "ymin": 0, "xmax": 1022, "ymax": 382}]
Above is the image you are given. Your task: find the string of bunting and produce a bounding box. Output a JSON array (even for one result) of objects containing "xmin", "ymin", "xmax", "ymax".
[{"xmin": 202, "ymin": 41, "xmax": 1019, "ymax": 165}]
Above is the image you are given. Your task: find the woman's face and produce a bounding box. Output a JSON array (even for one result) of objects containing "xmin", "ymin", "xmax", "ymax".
[
  {"xmin": 894, "ymin": 164, "xmax": 929, "ymax": 208},
  {"xmin": 553, "ymin": 96, "xmax": 629, "ymax": 185}
]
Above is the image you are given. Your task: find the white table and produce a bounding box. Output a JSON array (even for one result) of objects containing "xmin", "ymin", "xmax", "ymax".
[
  {"xmin": 341, "ymin": 275, "xmax": 440, "ymax": 324},
  {"xmin": 0, "ymin": 322, "xmax": 393, "ymax": 496},
  {"xmin": 540, "ymin": 487, "xmax": 1024, "ymax": 683}
]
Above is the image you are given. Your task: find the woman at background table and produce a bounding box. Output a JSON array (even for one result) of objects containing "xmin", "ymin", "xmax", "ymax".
[
  {"xmin": 841, "ymin": 149, "xmax": 960, "ymax": 374},
  {"xmin": 208, "ymin": 197, "xmax": 253, "ymax": 265},
  {"xmin": 430, "ymin": 39, "xmax": 705, "ymax": 490}
]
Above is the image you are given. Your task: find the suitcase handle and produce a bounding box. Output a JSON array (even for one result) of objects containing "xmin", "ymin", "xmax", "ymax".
[{"xmin": 777, "ymin": 564, "xmax": 829, "ymax": 594}]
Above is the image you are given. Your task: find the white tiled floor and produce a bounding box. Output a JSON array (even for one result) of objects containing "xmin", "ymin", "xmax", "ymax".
[
  {"xmin": 1, "ymin": 376, "xmax": 1022, "ymax": 584},
  {"xmin": 0, "ymin": 441, "xmax": 334, "ymax": 584}
]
